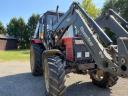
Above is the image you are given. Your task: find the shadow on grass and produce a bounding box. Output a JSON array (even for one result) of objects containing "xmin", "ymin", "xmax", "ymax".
[{"xmin": 0, "ymin": 73, "xmax": 111, "ymax": 96}]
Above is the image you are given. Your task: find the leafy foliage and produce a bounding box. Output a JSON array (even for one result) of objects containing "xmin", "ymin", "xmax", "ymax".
[
  {"xmin": 81, "ymin": 0, "xmax": 100, "ymax": 19},
  {"xmin": 25, "ymin": 14, "xmax": 40, "ymax": 48},
  {"xmin": 102, "ymin": 0, "xmax": 117, "ymax": 13},
  {"xmin": 0, "ymin": 21, "xmax": 6, "ymax": 34},
  {"xmin": 26, "ymin": 14, "xmax": 40, "ymax": 37},
  {"xmin": 102, "ymin": 0, "xmax": 128, "ymax": 20},
  {"xmin": 7, "ymin": 17, "xmax": 26, "ymax": 49},
  {"xmin": 6, "ymin": 14, "xmax": 39, "ymax": 49},
  {"xmin": 7, "ymin": 17, "xmax": 18, "ymax": 37}
]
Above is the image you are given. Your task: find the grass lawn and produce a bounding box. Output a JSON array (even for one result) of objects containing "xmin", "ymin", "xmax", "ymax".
[{"xmin": 0, "ymin": 50, "xmax": 30, "ymax": 62}]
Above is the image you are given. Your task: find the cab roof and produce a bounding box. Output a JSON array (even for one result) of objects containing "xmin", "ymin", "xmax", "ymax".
[
  {"xmin": 40, "ymin": 10, "xmax": 64, "ymax": 18},
  {"xmin": 44, "ymin": 10, "xmax": 64, "ymax": 15}
]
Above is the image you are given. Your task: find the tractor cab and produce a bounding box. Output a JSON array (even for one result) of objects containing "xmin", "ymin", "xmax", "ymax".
[
  {"xmin": 33, "ymin": 10, "xmax": 94, "ymax": 70},
  {"xmin": 33, "ymin": 11, "xmax": 93, "ymax": 64},
  {"xmin": 33, "ymin": 11, "xmax": 64, "ymax": 40}
]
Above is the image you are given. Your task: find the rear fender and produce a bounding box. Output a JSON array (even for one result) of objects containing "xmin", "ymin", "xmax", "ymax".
[
  {"xmin": 31, "ymin": 39, "xmax": 42, "ymax": 44},
  {"xmin": 42, "ymin": 49, "xmax": 64, "ymax": 70},
  {"xmin": 42, "ymin": 49, "xmax": 63, "ymax": 57}
]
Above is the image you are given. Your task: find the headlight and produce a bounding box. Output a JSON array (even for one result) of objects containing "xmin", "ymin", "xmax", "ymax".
[
  {"xmin": 75, "ymin": 40, "xmax": 84, "ymax": 44},
  {"xmin": 77, "ymin": 52, "xmax": 82, "ymax": 58},
  {"xmin": 85, "ymin": 52, "xmax": 90, "ymax": 57}
]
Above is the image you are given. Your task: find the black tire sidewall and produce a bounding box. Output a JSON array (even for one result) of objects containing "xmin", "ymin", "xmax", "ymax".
[
  {"xmin": 30, "ymin": 45, "xmax": 36, "ymax": 73},
  {"xmin": 44, "ymin": 56, "xmax": 65, "ymax": 96},
  {"xmin": 30, "ymin": 45, "xmax": 43, "ymax": 76}
]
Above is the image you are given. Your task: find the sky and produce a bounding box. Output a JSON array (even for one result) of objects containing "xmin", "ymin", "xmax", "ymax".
[{"xmin": 0, "ymin": 0, "xmax": 105, "ymax": 26}]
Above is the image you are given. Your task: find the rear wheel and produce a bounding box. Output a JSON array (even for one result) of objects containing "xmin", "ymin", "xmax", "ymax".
[
  {"xmin": 30, "ymin": 45, "xmax": 43, "ymax": 76},
  {"xmin": 44, "ymin": 56, "xmax": 66, "ymax": 96},
  {"xmin": 89, "ymin": 69, "xmax": 118, "ymax": 88}
]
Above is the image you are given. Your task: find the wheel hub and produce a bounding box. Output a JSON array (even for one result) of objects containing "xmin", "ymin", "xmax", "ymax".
[{"xmin": 94, "ymin": 69, "xmax": 104, "ymax": 81}]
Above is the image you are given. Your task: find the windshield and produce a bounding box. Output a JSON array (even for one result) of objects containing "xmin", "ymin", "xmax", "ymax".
[{"xmin": 47, "ymin": 15, "xmax": 58, "ymax": 30}]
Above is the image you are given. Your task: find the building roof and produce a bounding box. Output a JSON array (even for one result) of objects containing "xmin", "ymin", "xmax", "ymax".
[{"xmin": 0, "ymin": 34, "xmax": 17, "ymax": 40}]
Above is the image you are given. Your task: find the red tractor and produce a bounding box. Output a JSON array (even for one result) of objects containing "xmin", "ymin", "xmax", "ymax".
[{"xmin": 30, "ymin": 2, "xmax": 128, "ymax": 96}]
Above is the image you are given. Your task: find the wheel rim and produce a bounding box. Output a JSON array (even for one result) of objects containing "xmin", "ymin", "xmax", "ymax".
[
  {"xmin": 44, "ymin": 58, "xmax": 50, "ymax": 93},
  {"xmin": 93, "ymin": 69, "xmax": 104, "ymax": 81}
]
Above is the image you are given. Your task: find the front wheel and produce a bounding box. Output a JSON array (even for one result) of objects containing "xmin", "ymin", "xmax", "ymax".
[
  {"xmin": 43, "ymin": 56, "xmax": 66, "ymax": 96},
  {"xmin": 89, "ymin": 69, "xmax": 118, "ymax": 88}
]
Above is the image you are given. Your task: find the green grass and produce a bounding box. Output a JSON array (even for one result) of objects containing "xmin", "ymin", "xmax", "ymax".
[{"xmin": 0, "ymin": 50, "xmax": 30, "ymax": 62}]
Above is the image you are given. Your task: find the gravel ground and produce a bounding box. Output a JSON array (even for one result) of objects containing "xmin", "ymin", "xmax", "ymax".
[{"xmin": 0, "ymin": 61, "xmax": 128, "ymax": 96}]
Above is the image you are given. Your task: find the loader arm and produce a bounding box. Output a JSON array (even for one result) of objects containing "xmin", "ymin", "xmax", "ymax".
[
  {"xmin": 109, "ymin": 9, "xmax": 128, "ymax": 29},
  {"xmin": 51, "ymin": 2, "xmax": 125, "ymax": 76},
  {"xmin": 95, "ymin": 9, "xmax": 128, "ymax": 78},
  {"xmin": 96, "ymin": 9, "xmax": 128, "ymax": 38}
]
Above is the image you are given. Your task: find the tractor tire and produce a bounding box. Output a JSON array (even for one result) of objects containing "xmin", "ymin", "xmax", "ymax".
[
  {"xmin": 44, "ymin": 56, "xmax": 66, "ymax": 96},
  {"xmin": 30, "ymin": 45, "xmax": 44, "ymax": 76},
  {"xmin": 89, "ymin": 69, "xmax": 118, "ymax": 88}
]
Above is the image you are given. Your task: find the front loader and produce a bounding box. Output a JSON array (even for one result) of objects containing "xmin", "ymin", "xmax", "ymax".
[
  {"xmin": 30, "ymin": 2, "xmax": 128, "ymax": 96},
  {"xmin": 96, "ymin": 9, "xmax": 128, "ymax": 43}
]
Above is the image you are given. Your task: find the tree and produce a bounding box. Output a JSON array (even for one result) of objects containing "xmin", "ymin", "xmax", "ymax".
[
  {"xmin": 17, "ymin": 18, "xmax": 26, "ymax": 49},
  {"xmin": 7, "ymin": 17, "xmax": 26, "ymax": 49},
  {"xmin": 26, "ymin": 14, "xmax": 39, "ymax": 37},
  {"xmin": 0, "ymin": 21, "xmax": 6, "ymax": 34},
  {"xmin": 7, "ymin": 14, "xmax": 39, "ymax": 49},
  {"xmin": 7, "ymin": 17, "xmax": 19, "ymax": 37},
  {"xmin": 102, "ymin": 0, "xmax": 117, "ymax": 13},
  {"xmin": 102, "ymin": 0, "xmax": 128, "ymax": 20},
  {"xmin": 115, "ymin": 0, "xmax": 128, "ymax": 21},
  {"xmin": 25, "ymin": 14, "xmax": 39, "ymax": 48},
  {"xmin": 81, "ymin": 0, "xmax": 101, "ymax": 19}
]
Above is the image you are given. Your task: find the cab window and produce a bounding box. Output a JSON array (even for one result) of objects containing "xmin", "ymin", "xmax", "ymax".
[
  {"xmin": 63, "ymin": 25, "xmax": 74, "ymax": 38},
  {"xmin": 39, "ymin": 16, "xmax": 45, "ymax": 39},
  {"xmin": 33, "ymin": 22, "xmax": 40, "ymax": 39}
]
